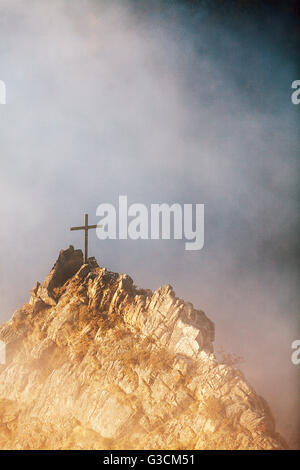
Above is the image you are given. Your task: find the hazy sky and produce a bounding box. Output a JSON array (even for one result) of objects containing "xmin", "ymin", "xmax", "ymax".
[{"xmin": 0, "ymin": 0, "xmax": 299, "ymax": 447}]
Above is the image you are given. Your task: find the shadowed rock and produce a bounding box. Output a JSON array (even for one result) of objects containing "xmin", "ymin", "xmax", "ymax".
[{"xmin": 30, "ymin": 246, "xmax": 83, "ymax": 306}]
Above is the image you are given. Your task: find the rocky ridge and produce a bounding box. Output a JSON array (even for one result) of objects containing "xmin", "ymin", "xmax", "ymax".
[{"xmin": 0, "ymin": 246, "xmax": 287, "ymax": 449}]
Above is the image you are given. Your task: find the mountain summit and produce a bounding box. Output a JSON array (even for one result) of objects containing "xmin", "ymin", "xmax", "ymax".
[{"xmin": 0, "ymin": 246, "xmax": 287, "ymax": 449}]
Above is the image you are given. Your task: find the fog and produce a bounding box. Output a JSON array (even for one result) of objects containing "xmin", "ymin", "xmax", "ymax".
[{"xmin": 0, "ymin": 0, "xmax": 299, "ymax": 447}]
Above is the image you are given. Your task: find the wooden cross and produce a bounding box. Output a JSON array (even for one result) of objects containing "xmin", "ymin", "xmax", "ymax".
[{"xmin": 70, "ymin": 213, "xmax": 102, "ymax": 264}]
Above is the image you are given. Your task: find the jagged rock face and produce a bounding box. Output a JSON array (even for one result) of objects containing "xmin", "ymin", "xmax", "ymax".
[
  {"xmin": 29, "ymin": 245, "xmax": 83, "ymax": 307},
  {"xmin": 0, "ymin": 247, "xmax": 287, "ymax": 450}
]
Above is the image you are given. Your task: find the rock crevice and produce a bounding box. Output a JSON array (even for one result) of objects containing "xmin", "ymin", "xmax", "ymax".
[{"xmin": 0, "ymin": 247, "xmax": 287, "ymax": 450}]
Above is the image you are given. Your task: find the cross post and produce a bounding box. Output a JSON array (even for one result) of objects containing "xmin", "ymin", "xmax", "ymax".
[{"xmin": 70, "ymin": 213, "xmax": 102, "ymax": 263}]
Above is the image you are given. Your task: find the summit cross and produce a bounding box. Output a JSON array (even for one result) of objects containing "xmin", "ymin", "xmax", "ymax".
[{"xmin": 70, "ymin": 213, "xmax": 102, "ymax": 263}]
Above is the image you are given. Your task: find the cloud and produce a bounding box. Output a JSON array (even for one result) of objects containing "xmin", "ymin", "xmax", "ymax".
[{"xmin": 0, "ymin": 0, "xmax": 299, "ymax": 446}]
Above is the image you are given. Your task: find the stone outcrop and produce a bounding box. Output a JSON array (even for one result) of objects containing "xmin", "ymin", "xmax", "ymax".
[
  {"xmin": 0, "ymin": 247, "xmax": 287, "ymax": 450},
  {"xmin": 29, "ymin": 245, "xmax": 83, "ymax": 307}
]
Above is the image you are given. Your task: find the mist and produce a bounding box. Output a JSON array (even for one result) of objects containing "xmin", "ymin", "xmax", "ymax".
[{"xmin": 0, "ymin": 0, "xmax": 299, "ymax": 447}]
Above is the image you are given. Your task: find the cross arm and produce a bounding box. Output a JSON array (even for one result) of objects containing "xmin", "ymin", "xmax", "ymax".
[
  {"xmin": 70, "ymin": 224, "xmax": 102, "ymax": 231},
  {"xmin": 86, "ymin": 224, "xmax": 102, "ymax": 229},
  {"xmin": 70, "ymin": 226, "xmax": 85, "ymax": 231}
]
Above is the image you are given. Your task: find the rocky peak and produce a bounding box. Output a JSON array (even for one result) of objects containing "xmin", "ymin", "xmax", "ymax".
[
  {"xmin": 0, "ymin": 247, "xmax": 287, "ymax": 450},
  {"xmin": 30, "ymin": 245, "xmax": 84, "ymax": 307}
]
